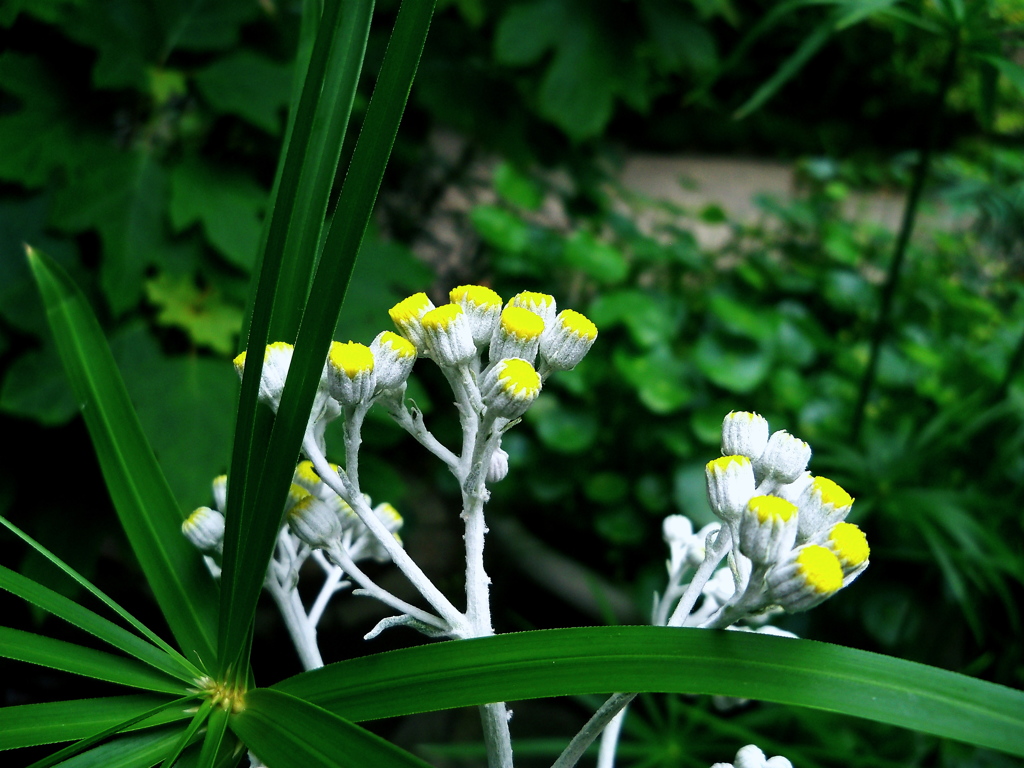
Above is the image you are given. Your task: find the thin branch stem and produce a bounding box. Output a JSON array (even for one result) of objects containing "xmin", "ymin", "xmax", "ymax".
[
  {"xmin": 303, "ymin": 433, "xmax": 469, "ymax": 636},
  {"xmin": 552, "ymin": 693, "xmax": 638, "ymax": 768}
]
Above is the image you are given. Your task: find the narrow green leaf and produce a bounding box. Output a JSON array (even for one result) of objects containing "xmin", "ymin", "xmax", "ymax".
[
  {"xmin": 159, "ymin": 699, "xmax": 213, "ymax": 768},
  {"xmin": 0, "ymin": 562, "xmax": 195, "ymax": 684},
  {"xmin": 734, "ymin": 20, "xmax": 834, "ymax": 119},
  {"xmin": 23, "ymin": 698, "xmax": 195, "ymax": 768},
  {"xmin": 219, "ymin": 0, "xmax": 435, "ymax": 676},
  {"xmin": 0, "ymin": 695, "xmax": 190, "ymax": 751},
  {"xmin": 0, "ymin": 627, "xmax": 186, "ymax": 694},
  {"xmin": 25, "ymin": 247, "xmax": 218, "ymax": 668},
  {"xmin": 977, "ymin": 54, "xmax": 1024, "ymax": 99},
  {"xmin": 229, "ymin": 689, "xmax": 432, "ymax": 768},
  {"xmin": 195, "ymin": 705, "xmax": 231, "ymax": 768},
  {"xmin": 0, "ymin": 516, "xmax": 200, "ymax": 681},
  {"xmin": 220, "ymin": 0, "xmax": 375, "ymax": 675},
  {"xmin": 273, "ymin": 627, "xmax": 1024, "ymax": 757},
  {"xmin": 44, "ymin": 727, "xmax": 185, "ymax": 768}
]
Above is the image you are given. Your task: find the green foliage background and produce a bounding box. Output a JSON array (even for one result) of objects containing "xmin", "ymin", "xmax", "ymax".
[{"xmin": 1, "ymin": 0, "xmax": 1023, "ymax": 766}]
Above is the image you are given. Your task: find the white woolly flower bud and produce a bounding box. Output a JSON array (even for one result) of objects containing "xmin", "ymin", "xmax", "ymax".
[
  {"xmin": 487, "ymin": 446, "xmax": 510, "ymax": 483},
  {"xmin": 421, "ymin": 304, "xmax": 477, "ymax": 367},
  {"xmin": 539, "ymin": 309, "xmax": 598, "ymax": 372},
  {"xmin": 767, "ymin": 544, "xmax": 844, "ymax": 612},
  {"xmin": 705, "ymin": 455, "xmax": 756, "ymax": 522},
  {"xmin": 489, "ymin": 306, "xmax": 545, "ymax": 364},
  {"xmin": 212, "ymin": 474, "xmax": 227, "ymax": 512},
  {"xmin": 797, "ymin": 475, "xmax": 854, "ymax": 541},
  {"xmin": 721, "ymin": 411, "xmax": 770, "ymax": 459},
  {"xmin": 233, "ymin": 342, "xmax": 294, "ymax": 411},
  {"xmin": 508, "ymin": 290, "xmax": 557, "ymax": 327},
  {"xmin": 389, "ymin": 292, "xmax": 435, "ymax": 352},
  {"xmin": 739, "ymin": 495, "xmax": 799, "ymax": 566},
  {"xmin": 450, "ymin": 285, "xmax": 503, "ymax": 347},
  {"xmin": 182, "ymin": 507, "xmax": 225, "ymax": 552},
  {"xmin": 481, "ymin": 358, "xmax": 542, "ymax": 419},
  {"xmin": 326, "ymin": 341, "xmax": 376, "ymax": 407},
  {"xmin": 370, "ymin": 331, "xmax": 417, "ymax": 393},
  {"xmin": 756, "ymin": 430, "xmax": 811, "ymax": 484},
  {"xmin": 287, "ymin": 495, "xmax": 342, "ymax": 549}
]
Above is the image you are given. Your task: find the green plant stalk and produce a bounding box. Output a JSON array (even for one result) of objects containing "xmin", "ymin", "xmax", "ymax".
[{"xmin": 850, "ymin": 33, "xmax": 961, "ymax": 441}]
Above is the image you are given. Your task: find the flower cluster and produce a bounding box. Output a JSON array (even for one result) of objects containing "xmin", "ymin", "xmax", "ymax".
[
  {"xmin": 708, "ymin": 411, "xmax": 869, "ymax": 614},
  {"xmin": 654, "ymin": 412, "xmax": 868, "ymax": 634},
  {"xmin": 230, "ymin": 286, "xmax": 596, "ymax": 427},
  {"xmin": 186, "ymin": 285, "xmax": 597, "ymax": 663}
]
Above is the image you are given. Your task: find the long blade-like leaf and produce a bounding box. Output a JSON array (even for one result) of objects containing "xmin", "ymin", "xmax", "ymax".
[
  {"xmin": 219, "ymin": 0, "xmax": 376, "ymax": 677},
  {"xmin": 0, "ymin": 627, "xmax": 187, "ymax": 694},
  {"xmin": 44, "ymin": 727, "xmax": 184, "ymax": 768},
  {"xmin": 273, "ymin": 627, "xmax": 1024, "ymax": 757},
  {"xmin": 0, "ymin": 517, "xmax": 200, "ymax": 680},
  {"xmin": 0, "ymin": 695, "xmax": 190, "ymax": 751},
  {"xmin": 219, "ymin": 0, "xmax": 435, "ymax": 676},
  {"xmin": 24, "ymin": 698, "xmax": 195, "ymax": 768},
  {"xmin": 26, "ymin": 247, "xmax": 218, "ymax": 668},
  {"xmin": 0, "ymin": 562, "xmax": 196, "ymax": 684},
  {"xmin": 229, "ymin": 689, "xmax": 432, "ymax": 768}
]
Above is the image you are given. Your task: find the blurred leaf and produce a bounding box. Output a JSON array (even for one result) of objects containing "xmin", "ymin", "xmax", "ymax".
[
  {"xmin": 707, "ymin": 292, "xmax": 776, "ymax": 342},
  {"xmin": 0, "ymin": 0, "xmax": 78, "ymax": 27},
  {"xmin": 693, "ymin": 333, "xmax": 772, "ymax": 393},
  {"xmin": 583, "ymin": 471, "xmax": 629, "ymax": 504},
  {"xmin": 145, "ymin": 273, "xmax": 244, "ymax": 355},
  {"xmin": 639, "ymin": 0, "xmax": 717, "ymax": 74},
  {"xmin": 494, "ymin": 162, "xmax": 544, "ymax": 210},
  {"xmin": 614, "ymin": 346, "xmax": 691, "ymax": 414},
  {"xmin": 564, "ymin": 230, "xmax": 629, "ymax": 284},
  {"xmin": 110, "ymin": 325, "xmax": 235, "ymax": 511},
  {"xmin": 822, "ymin": 269, "xmax": 874, "ymax": 314},
  {"xmin": 673, "ymin": 461, "xmax": 716, "ymax": 526},
  {"xmin": 470, "ymin": 204, "xmax": 531, "ymax": 253},
  {"xmin": 334, "ymin": 234, "xmax": 434, "ymax": 344},
  {"xmin": 51, "ymin": 148, "xmax": 170, "ymax": 315},
  {"xmin": 169, "ymin": 160, "xmax": 267, "ymax": 272},
  {"xmin": 494, "ymin": 0, "xmax": 624, "ymax": 139},
  {"xmin": 978, "ymin": 55, "xmax": 1024, "ymax": 99},
  {"xmin": 0, "ymin": 52, "xmax": 96, "ymax": 187},
  {"xmin": 595, "ymin": 507, "xmax": 645, "ymax": 545},
  {"xmin": 0, "ymin": 341, "xmax": 79, "ymax": 425},
  {"xmin": 589, "ymin": 289, "xmax": 683, "ymax": 348},
  {"xmin": 734, "ymin": 20, "xmax": 833, "ymax": 119},
  {"xmin": 493, "ymin": 0, "xmax": 564, "ymax": 66},
  {"xmin": 527, "ymin": 394, "xmax": 599, "ymax": 453},
  {"xmin": 62, "ymin": 0, "xmax": 261, "ymax": 90},
  {"xmin": 194, "ymin": 51, "xmax": 293, "ymax": 134}
]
